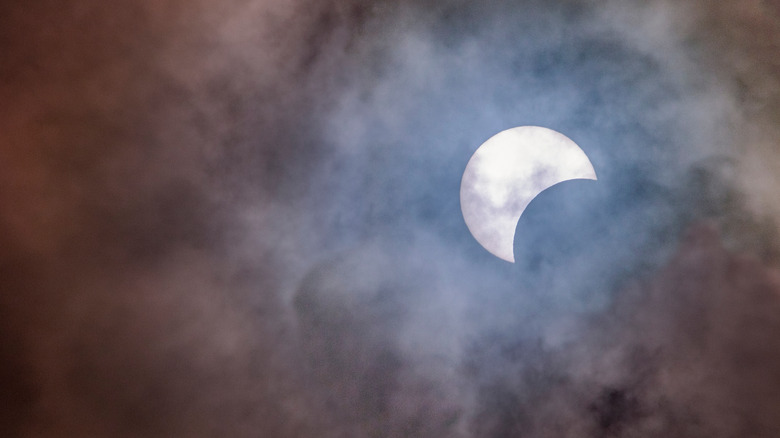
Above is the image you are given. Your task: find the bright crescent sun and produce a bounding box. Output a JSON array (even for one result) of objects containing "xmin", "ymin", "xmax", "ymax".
[{"xmin": 460, "ymin": 126, "xmax": 597, "ymax": 262}]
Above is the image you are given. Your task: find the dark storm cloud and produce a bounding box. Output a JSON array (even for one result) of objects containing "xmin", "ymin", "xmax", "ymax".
[
  {"xmin": 1, "ymin": 0, "xmax": 780, "ymax": 437},
  {"xmin": 466, "ymin": 224, "xmax": 780, "ymax": 437}
]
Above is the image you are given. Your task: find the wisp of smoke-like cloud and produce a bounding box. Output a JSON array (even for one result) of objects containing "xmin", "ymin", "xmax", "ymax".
[{"xmin": 1, "ymin": 0, "xmax": 780, "ymax": 436}]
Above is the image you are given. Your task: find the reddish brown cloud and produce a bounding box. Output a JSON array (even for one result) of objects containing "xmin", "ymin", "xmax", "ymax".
[{"xmin": 2, "ymin": 1, "xmax": 780, "ymax": 437}]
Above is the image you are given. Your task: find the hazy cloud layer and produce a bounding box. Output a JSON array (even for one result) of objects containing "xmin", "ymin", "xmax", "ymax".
[{"xmin": 1, "ymin": 0, "xmax": 780, "ymax": 436}]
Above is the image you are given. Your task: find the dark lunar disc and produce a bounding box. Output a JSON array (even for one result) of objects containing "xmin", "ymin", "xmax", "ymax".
[{"xmin": 513, "ymin": 178, "xmax": 608, "ymax": 272}]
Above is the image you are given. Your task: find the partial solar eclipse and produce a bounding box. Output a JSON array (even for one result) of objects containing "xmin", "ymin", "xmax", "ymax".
[{"xmin": 460, "ymin": 126, "xmax": 597, "ymax": 262}]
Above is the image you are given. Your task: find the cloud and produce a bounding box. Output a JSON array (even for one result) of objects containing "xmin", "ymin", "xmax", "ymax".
[{"xmin": 1, "ymin": 0, "xmax": 779, "ymax": 436}]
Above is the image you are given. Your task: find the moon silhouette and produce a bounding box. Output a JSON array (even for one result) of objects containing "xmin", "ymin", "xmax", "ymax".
[{"xmin": 460, "ymin": 126, "xmax": 597, "ymax": 262}]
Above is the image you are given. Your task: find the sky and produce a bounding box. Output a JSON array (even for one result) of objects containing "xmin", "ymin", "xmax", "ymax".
[{"xmin": 1, "ymin": 0, "xmax": 780, "ymax": 436}]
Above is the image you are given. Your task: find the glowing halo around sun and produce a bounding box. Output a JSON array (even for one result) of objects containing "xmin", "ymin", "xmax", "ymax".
[{"xmin": 460, "ymin": 126, "xmax": 597, "ymax": 262}]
